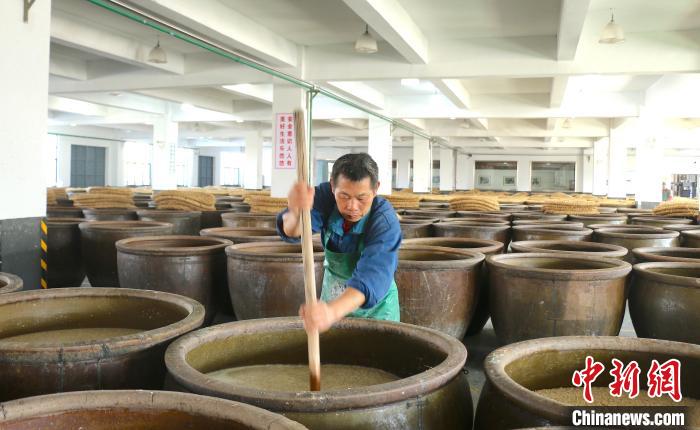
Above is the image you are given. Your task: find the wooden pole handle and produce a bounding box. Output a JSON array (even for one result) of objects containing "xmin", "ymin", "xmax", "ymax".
[{"xmin": 294, "ymin": 109, "xmax": 321, "ymax": 391}]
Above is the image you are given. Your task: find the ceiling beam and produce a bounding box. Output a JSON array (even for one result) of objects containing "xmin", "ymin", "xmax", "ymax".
[
  {"xmin": 132, "ymin": 0, "xmax": 299, "ymax": 67},
  {"xmin": 304, "ymin": 29, "xmax": 700, "ymax": 80},
  {"xmin": 49, "ymin": 65, "xmax": 271, "ymax": 94},
  {"xmin": 50, "ymin": 55, "xmax": 87, "ymax": 81},
  {"xmin": 324, "ymin": 119, "xmax": 368, "ymax": 130},
  {"xmin": 50, "ymin": 11, "xmax": 185, "ymax": 75},
  {"xmin": 221, "ymin": 84, "xmax": 273, "ymax": 104},
  {"xmin": 136, "ymin": 88, "xmax": 237, "ymax": 115},
  {"xmin": 550, "ymin": 76, "xmax": 569, "ymax": 108},
  {"xmin": 431, "ymin": 79, "xmax": 470, "ymax": 109},
  {"xmin": 58, "ymin": 92, "xmax": 168, "ymax": 115},
  {"xmin": 556, "ymin": 0, "xmax": 591, "ymax": 61},
  {"xmin": 342, "ymin": 0, "xmax": 429, "ymax": 64},
  {"xmin": 325, "ymin": 81, "xmax": 386, "ymax": 110}
]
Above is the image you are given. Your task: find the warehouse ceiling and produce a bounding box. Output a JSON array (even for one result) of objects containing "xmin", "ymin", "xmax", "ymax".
[{"xmin": 47, "ymin": 0, "xmax": 700, "ymax": 153}]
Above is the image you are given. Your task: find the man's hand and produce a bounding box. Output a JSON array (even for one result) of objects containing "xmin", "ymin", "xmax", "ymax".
[
  {"xmin": 299, "ymin": 301, "xmax": 337, "ymax": 334},
  {"xmin": 298, "ymin": 288, "xmax": 366, "ymax": 334},
  {"xmin": 288, "ymin": 181, "xmax": 315, "ymax": 213},
  {"xmin": 283, "ymin": 182, "xmax": 315, "ymax": 238}
]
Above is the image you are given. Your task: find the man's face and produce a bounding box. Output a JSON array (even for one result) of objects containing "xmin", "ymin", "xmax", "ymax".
[{"xmin": 331, "ymin": 174, "xmax": 378, "ymax": 222}]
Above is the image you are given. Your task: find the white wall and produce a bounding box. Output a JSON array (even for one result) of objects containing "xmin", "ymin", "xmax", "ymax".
[
  {"xmin": 0, "ymin": 0, "xmax": 51, "ymax": 219},
  {"xmin": 54, "ymin": 134, "xmax": 124, "ymax": 187}
]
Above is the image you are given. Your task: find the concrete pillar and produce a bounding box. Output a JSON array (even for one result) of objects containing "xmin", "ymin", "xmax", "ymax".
[
  {"xmin": 152, "ymin": 115, "xmax": 178, "ymax": 190},
  {"xmin": 272, "ymin": 82, "xmax": 305, "ymax": 197},
  {"xmin": 244, "ymin": 131, "xmax": 263, "ymax": 189},
  {"xmin": 412, "ymin": 136, "xmax": 431, "ymax": 193},
  {"xmin": 0, "ymin": 0, "xmax": 52, "ymax": 289},
  {"xmin": 456, "ymin": 154, "xmax": 474, "ymax": 190},
  {"xmin": 439, "ymin": 147, "xmax": 455, "ymax": 191},
  {"xmin": 635, "ymin": 138, "xmax": 664, "ymax": 206},
  {"xmin": 593, "ymin": 138, "xmax": 609, "ymax": 195},
  {"xmin": 517, "ymin": 160, "xmax": 532, "ymax": 192},
  {"xmin": 368, "ymin": 117, "xmax": 392, "ymax": 195},
  {"xmin": 395, "ymin": 149, "xmax": 411, "ymax": 189},
  {"xmin": 582, "ymin": 149, "xmax": 594, "ymax": 193},
  {"xmin": 607, "ymin": 128, "xmax": 627, "ymax": 198}
]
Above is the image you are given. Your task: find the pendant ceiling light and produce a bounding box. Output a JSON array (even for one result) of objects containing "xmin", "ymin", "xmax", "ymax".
[
  {"xmin": 148, "ymin": 38, "xmax": 168, "ymax": 63},
  {"xmin": 354, "ymin": 24, "xmax": 378, "ymax": 54},
  {"xmin": 599, "ymin": 9, "xmax": 625, "ymax": 44}
]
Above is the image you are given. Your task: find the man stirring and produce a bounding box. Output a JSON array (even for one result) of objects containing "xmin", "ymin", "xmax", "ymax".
[{"xmin": 277, "ymin": 153, "xmax": 401, "ymax": 333}]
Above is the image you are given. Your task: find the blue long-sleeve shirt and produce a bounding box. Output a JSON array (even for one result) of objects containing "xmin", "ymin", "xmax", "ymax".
[{"xmin": 276, "ymin": 182, "xmax": 401, "ymax": 309}]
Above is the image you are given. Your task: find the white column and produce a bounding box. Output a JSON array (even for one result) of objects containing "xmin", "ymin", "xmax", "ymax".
[
  {"xmin": 272, "ymin": 82, "xmax": 305, "ymax": 197},
  {"xmin": 244, "ymin": 131, "xmax": 263, "ymax": 189},
  {"xmin": 439, "ymin": 147, "xmax": 455, "ymax": 191},
  {"xmin": 455, "ymin": 153, "xmax": 473, "ymax": 190},
  {"xmin": 517, "ymin": 160, "xmax": 532, "ymax": 192},
  {"xmin": 152, "ymin": 115, "xmax": 178, "ymax": 190},
  {"xmin": 593, "ymin": 138, "xmax": 609, "ymax": 195},
  {"xmin": 395, "ymin": 149, "xmax": 411, "ymax": 189},
  {"xmin": 635, "ymin": 139, "xmax": 664, "ymax": 205},
  {"xmin": 0, "ymin": 0, "xmax": 51, "ymax": 219},
  {"xmin": 582, "ymin": 149, "xmax": 594, "ymax": 193},
  {"xmin": 368, "ymin": 117, "xmax": 392, "ymax": 195},
  {"xmin": 607, "ymin": 128, "xmax": 627, "ymax": 198},
  {"xmin": 412, "ymin": 136, "xmax": 431, "ymax": 193}
]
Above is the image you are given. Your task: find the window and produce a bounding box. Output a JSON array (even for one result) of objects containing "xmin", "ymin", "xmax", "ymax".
[
  {"xmin": 46, "ymin": 134, "xmax": 59, "ymax": 186},
  {"xmin": 123, "ymin": 141, "xmax": 152, "ymax": 186},
  {"xmin": 70, "ymin": 145, "xmax": 106, "ymax": 187},
  {"xmin": 176, "ymin": 148, "xmax": 195, "ymax": 187},
  {"xmin": 221, "ymin": 151, "xmax": 244, "ymax": 186},
  {"xmin": 531, "ymin": 162, "xmax": 575, "ymax": 191},
  {"xmin": 475, "ymin": 161, "xmax": 517, "ymax": 191},
  {"xmin": 432, "ymin": 160, "xmax": 440, "ymax": 189}
]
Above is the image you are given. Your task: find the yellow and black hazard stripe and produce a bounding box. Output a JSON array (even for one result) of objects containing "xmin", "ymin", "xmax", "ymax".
[{"xmin": 40, "ymin": 219, "xmax": 48, "ymax": 289}]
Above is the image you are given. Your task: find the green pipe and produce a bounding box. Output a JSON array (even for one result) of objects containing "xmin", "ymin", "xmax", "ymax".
[
  {"xmin": 85, "ymin": 0, "xmax": 443, "ymax": 145},
  {"xmin": 49, "ymin": 132, "xmax": 124, "ymax": 142}
]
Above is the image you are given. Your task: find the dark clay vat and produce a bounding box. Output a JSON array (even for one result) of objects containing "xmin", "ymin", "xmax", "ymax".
[
  {"xmin": 221, "ymin": 213, "xmax": 278, "ymax": 229},
  {"xmin": 401, "ymin": 238, "xmax": 504, "ymax": 336},
  {"xmin": 511, "ymin": 220, "xmax": 584, "ymax": 227},
  {"xmin": 225, "ymin": 242, "xmax": 324, "ymax": 319},
  {"xmin": 44, "ymin": 218, "xmax": 86, "ymax": 288},
  {"xmin": 632, "ymin": 247, "xmax": 700, "ymax": 263},
  {"xmin": 46, "ymin": 206, "xmax": 83, "ymax": 218},
  {"xmin": 510, "ymin": 240, "xmax": 628, "ymax": 259},
  {"xmin": 83, "ymin": 208, "xmax": 138, "ymax": 221},
  {"xmin": 511, "ymin": 225, "xmax": 592, "ymax": 242},
  {"xmin": 0, "ymin": 273, "xmax": 22, "ymax": 295},
  {"xmin": 403, "ymin": 209, "xmax": 456, "ymax": 219},
  {"xmin": 511, "ymin": 213, "xmax": 567, "ymax": 221},
  {"xmin": 594, "ymin": 227, "xmax": 680, "ymax": 263},
  {"xmin": 399, "ymin": 220, "xmax": 434, "ymax": 238},
  {"xmin": 201, "ymin": 227, "xmax": 281, "ymax": 243},
  {"xmin": 117, "ymin": 236, "xmax": 233, "ymax": 323},
  {"xmin": 201, "ymin": 209, "xmax": 244, "ymax": 229},
  {"xmin": 395, "ymin": 246, "xmax": 485, "ymax": 338},
  {"xmin": 434, "ymin": 221, "xmax": 510, "ymax": 246},
  {"xmin": 474, "ymin": 336, "xmax": 700, "ymax": 429},
  {"xmin": 455, "ymin": 211, "xmax": 512, "ymax": 221},
  {"xmin": 567, "ymin": 214, "xmax": 627, "ymax": 227},
  {"xmin": 486, "ymin": 253, "xmax": 631, "ymax": 344},
  {"xmin": 630, "ymin": 216, "xmax": 693, "ymax": 228},
  {"xmin": 79, "ymin": 221, "xmax": 174, "ymax": 288},
  {"xmin": 0, "ymin": 287, "xmax": 204, "ymax": 401},
  {"xmin": 0, "ymin": 390, "xmax": 307, "ymax": 429},
  {"xmin": 630, "ymin": 262, "xmax": 700, "ymax": 344},
  {"xmin": 682, "ymin": 230, "xmax": 700, "ymax": 248},
  {"xmin": 165, "ymin": 317, "xmax": 473, "ymax": 430},
  {"xmin": 137, "ymin": 210, "xmax": 201, "ymax": 235}
]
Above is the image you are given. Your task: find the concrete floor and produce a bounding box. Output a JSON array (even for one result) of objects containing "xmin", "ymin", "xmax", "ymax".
[{"xmin": 462, "ymin": 304, "xmax": 637, "ymax": 407}]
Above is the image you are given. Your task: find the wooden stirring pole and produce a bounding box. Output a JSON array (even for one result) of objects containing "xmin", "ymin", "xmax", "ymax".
[{"xmin": 294, "ymin": 109, "xmax": 321, "ymax": 391}]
